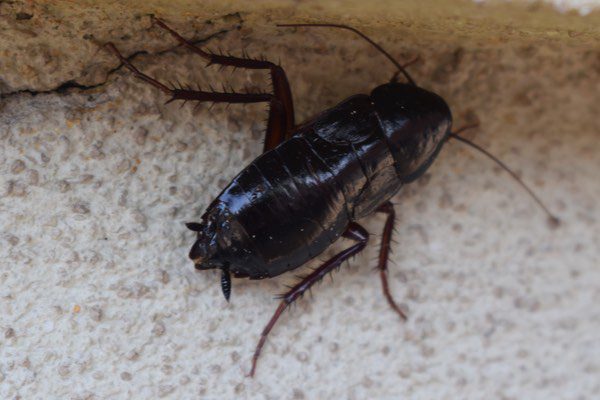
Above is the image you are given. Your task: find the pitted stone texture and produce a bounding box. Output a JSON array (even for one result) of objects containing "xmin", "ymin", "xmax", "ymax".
[{"xmin": 1, "ymin": 1, "xmax": 599, "ymax": 399}]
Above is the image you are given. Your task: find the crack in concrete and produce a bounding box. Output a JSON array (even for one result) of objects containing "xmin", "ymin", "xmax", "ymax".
[{"xmin": 0, "ymin": 16, "xmax": 243, "ymax": 99}]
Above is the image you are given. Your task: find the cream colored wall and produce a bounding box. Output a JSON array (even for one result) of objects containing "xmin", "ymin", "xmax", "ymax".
[{"xmin": 1, "ymin": 1, "xmax": 599, "ymax": 398}]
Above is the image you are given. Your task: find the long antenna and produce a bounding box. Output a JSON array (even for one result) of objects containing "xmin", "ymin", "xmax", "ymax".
[
  {"xmin": 449, "ymin": 127, "xmax": 560, "ymax": 227},
  {"xmin": 277, "ymin": 23, "xmax": 416, "ymax": 86}
]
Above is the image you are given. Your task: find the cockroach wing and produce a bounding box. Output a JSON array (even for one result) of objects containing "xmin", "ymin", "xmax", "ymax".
[{"xmin": 311, "ymin": 94, "xmax": 379, "ymax": 145}]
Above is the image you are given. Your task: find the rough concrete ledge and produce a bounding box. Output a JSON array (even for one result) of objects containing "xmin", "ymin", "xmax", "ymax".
[
  {"xmin": 1, "ymin": 0, "xmax": 599, "ymax": 94},
  {"xmin": 1, "ymin": 1, "xmax": 599, "ymax": 399}
]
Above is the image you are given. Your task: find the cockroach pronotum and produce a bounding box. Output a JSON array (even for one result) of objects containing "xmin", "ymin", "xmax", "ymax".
[{"xmin": 105, "ymin": 18, "xmax": 559, "ymax": 377}]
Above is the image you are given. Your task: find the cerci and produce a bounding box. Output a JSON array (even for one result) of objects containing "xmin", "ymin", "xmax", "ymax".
[{"xmin": 107, "ymin": 19, "xmax": 557, "ymax": 377}]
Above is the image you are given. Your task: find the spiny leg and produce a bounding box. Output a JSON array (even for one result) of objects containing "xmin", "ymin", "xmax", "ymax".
[
  {"xmin": 249, "ymin": 222, "xmax": 369, "ymax": 377},
  {"xmin": 153, "ymin": 18, "xmax": 295, "ymax": 151},
  {"xmin": 104, "ymin": 43, "xmax": 171, "ymax": 95},
  {"xmin": 105, "ymin": 43, "xmax": 274, "ymax": 106},
  {"xmin": 376, "ymin": 201, "xmax": 407, "ymax": 320}
]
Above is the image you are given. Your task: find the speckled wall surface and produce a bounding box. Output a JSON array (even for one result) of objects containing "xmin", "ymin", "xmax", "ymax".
[{"xmin": 1, "ymin": 1, "xmax": 599, "ymax": 399}]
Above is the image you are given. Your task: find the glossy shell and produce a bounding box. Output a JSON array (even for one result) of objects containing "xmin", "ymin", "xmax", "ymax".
[{"xmin": 189, "ymin": 83, "xmax": 452, "ymax": 279}]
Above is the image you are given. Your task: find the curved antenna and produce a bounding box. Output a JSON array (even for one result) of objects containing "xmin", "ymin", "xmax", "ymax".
[
  {"xmin": 277, "ymin": 23, "xmax": 416, "ymax": 86},
  {"xmin": 448, "ymin": 127, "xmax": 560, "ymax": 227}
]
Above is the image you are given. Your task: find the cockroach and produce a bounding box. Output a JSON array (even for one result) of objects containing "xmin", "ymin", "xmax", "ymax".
[{"xmin": 106, "ymin": 19, "xmax": 559, "ymax": 377}]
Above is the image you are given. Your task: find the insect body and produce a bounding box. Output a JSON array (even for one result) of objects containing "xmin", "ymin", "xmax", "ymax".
[
  {"xmin": 188, "ymin": 85, "xmax": 450, "ymax": 282},
  {"xmin": 106, "ymin": 20, "xmax": 557, "ymax": 377}
]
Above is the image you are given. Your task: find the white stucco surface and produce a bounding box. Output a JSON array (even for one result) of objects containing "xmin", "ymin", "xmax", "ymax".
[{"xmin": 1, "ymin": 1, "xmax": 599, "ymax": 399}]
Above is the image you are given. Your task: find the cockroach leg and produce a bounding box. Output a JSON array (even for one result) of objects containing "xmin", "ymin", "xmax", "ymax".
[
  {"xmin": 104, "ymin": 43, "xmax": 172, "ymax": 94},
  {"xmin": 153, "ymin": 17, "xmax": 296, "ymax": 151},
  {"xmin": 106, "ymin": 42, "xmax": 276, "ymax": 106},
  {"xmin": 167, "ymin": 89, "xmax": 274, "ymax": 105},
  {"xmin": 375, "ymin": 201, "xmax": 407, "ymax": 320},
  {"xmin": 248, "ymin": 222, "xmax": 369, "ymax": 377}
]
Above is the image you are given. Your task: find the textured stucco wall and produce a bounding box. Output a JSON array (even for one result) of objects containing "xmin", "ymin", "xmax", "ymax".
[{"xmin": 1, "ymin": 1, "xmax": 599, "ymax": 399}]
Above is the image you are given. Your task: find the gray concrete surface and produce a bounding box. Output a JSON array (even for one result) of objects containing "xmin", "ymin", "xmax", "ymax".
[{"xmin": 1, "ymin": 1, "xmax": 599, "ymax": 399}]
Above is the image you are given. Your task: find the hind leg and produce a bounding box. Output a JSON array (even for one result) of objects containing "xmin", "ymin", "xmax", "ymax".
[
  {"xmin": 375, "ymin": 201, "xmax": 407, "ymax": 320},
  {"xmin": 249, "ymin": 222, "xmax": 369, "ymax": 377},
  {"xmin": 153, "ymin": 18, "xmax": 295, "ymax": 151},
  {"xmin": 106, "ymin": 19, "xmax": 295, "ymax": 152},
  {"xmin": 106, "ymin": 43, "xmax": 274, "ymax": 102}
]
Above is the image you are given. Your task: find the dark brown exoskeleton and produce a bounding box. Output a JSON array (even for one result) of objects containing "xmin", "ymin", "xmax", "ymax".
[{"xmin": 106, "ymin": 20, "xmax": 558, "ymax": 377}]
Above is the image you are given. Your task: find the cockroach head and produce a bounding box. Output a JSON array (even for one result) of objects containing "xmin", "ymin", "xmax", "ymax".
[{"xmin": 371, "ymin": 82, "xmax": 453, "ymax": 183}]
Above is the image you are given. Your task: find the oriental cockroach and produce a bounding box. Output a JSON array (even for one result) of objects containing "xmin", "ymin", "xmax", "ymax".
[{"xmin": 106, "ymin": 19, "xmax": 559, "ymax": 377}]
